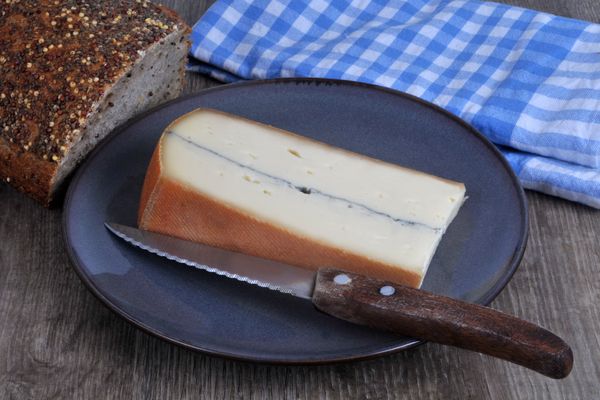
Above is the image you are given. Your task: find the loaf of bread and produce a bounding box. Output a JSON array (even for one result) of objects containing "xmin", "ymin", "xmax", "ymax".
[
  {"xmin": 0, "ymin": 0, "xmax": 190, "ymax": 205},
  {"xmin": 138, "ymin": 109, "xmax": 466, "ymax": 288}
]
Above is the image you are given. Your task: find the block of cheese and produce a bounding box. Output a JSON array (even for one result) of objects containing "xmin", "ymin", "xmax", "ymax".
[{"xmin": 138, "ymin": 109, "xmax": 466, "ymax": 288}]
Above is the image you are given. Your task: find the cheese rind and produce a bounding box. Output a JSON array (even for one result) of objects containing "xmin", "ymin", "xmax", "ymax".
[{"xmin": 139, "ymin": 109, "xmax": 466, "ymax": 287}]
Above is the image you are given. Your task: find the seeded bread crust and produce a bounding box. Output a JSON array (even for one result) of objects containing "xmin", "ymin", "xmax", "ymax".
[{"xmin": 0, "ymin": 0, "xmax": 190, "ymax": 205}]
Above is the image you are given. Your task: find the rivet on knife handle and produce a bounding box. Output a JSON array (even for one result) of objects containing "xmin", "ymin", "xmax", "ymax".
[{"xmin": 312, "ymin": 268, "xmax": 573, "ymax": 379}]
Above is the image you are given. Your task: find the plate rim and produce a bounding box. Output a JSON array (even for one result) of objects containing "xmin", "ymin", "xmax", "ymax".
[{"xmin": 62, "ymin": 77, "xmax": 529, "ymax": 364}]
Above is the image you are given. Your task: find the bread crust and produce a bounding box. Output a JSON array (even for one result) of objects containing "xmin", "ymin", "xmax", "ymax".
[
  {"xmin": 0, "ymin": 142, "xmax": 55, "ymax": 203},
  {"xmin": 138, "ymin": 136, "xmax": 422, "ymax": 288},
  {"xmin": 0, "ymin": 0, "xmax": 190, "ymax": 205}
]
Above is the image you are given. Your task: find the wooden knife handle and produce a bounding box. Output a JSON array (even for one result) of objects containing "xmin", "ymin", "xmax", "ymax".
[{"xmin": 312, "ymin": 268, "xmax": 573, "ymax": 379}]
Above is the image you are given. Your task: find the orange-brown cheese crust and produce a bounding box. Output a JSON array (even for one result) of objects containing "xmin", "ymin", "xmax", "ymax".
[{"xmin": 0, "ymin": 0, "xmax": 188, "ymax": 204}]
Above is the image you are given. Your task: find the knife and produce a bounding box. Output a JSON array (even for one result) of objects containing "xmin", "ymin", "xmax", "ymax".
[{"xmin": 105, "ymin": 222, "xmax": 572, "ymax": 379}]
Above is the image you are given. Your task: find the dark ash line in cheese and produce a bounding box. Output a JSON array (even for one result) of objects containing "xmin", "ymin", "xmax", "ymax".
[{"xmin": 170, "ymin": 132, "xmax": 441, "ymax": 232}]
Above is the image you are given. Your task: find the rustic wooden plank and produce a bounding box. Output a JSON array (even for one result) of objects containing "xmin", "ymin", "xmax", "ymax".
[{"xmin": 1, "ymin": 0, "xmax": 599, "ymax": 399}]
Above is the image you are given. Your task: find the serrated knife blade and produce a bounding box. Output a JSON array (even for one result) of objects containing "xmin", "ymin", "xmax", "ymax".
[{"xmin": 105, "ymin": 222, "xmax": 316, "ymax": 299}]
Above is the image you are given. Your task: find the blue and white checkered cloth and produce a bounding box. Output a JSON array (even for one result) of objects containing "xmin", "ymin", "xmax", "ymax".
[{"xmin": 189, "ymin": 0, "xmax": 600, "ymax": 208}]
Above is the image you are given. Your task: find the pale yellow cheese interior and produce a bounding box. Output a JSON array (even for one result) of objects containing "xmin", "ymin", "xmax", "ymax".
[{"xmin": 161, "ymin": 109, "xmax": 466, "ymax": 283}]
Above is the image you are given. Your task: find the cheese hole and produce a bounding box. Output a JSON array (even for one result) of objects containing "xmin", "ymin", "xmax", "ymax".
[
  {"xmin": 288, "ymin": 149, "xmax": 302, "ymax": 158},
  {"xmin": 263, "ymin": 190, "xmax": 271, "ymax": 195},
  {"xmin": 305, "ymin": 169, "xmax": 314, "ymax": 175},
  {"xmin": 296, "ymin": 186, "xmax": 311, "ymax": 194},
  {"xmin": 243, "ymin": 175, "xmax": 252, "ymax": 182}
]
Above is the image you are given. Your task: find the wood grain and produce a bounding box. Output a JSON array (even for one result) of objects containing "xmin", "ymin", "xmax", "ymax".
[
  {"xmin": 312, "ymin": 269, "xmax": 573, "ymax": 379},
  {"xmin": 1, "ymin": 0, "xmax": 599, "ymax": 398}
]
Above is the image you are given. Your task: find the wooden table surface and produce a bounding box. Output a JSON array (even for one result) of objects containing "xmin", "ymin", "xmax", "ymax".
[{"xmin": 1, "ymin": 0, "xmax": 599, "ymax": 398}]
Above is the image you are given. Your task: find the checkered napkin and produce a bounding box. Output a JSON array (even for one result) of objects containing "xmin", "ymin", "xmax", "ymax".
[{"xmin": 188, "ymin": 0, "xmax": 600, "ymax": 208}]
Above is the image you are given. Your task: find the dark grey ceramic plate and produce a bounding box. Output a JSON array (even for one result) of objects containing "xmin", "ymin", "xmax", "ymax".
[{"xmin": 63, "ymin": 78, "xmax": 528, "ymax": 363}]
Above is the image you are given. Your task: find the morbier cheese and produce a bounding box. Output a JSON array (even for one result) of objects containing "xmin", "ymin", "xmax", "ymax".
[{"xmin": 138, "ymin": 108, "xmax": 466, "ymax": 288}]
